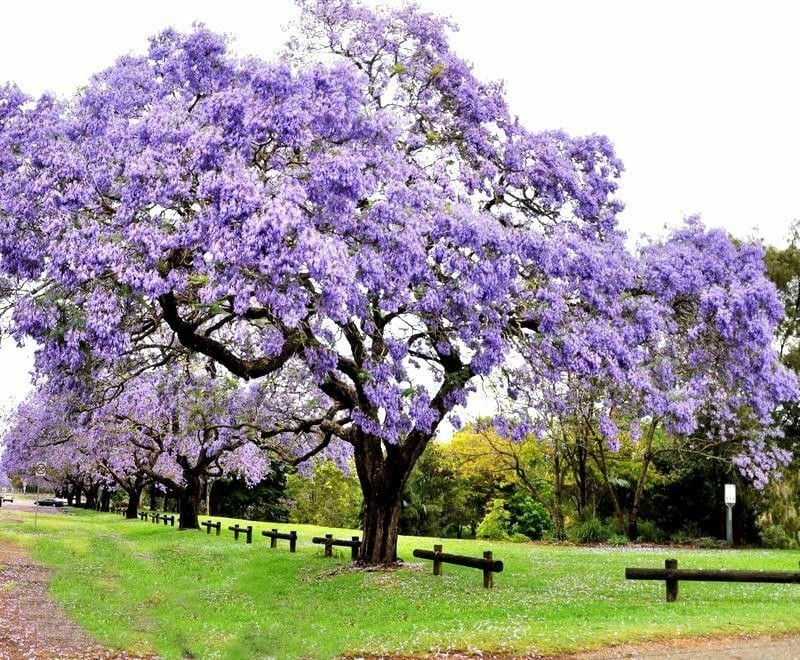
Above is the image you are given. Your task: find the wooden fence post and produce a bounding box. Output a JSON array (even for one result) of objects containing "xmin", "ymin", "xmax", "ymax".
[
  {"xmin": 351, "ymin": 536, "xmax": 360, "ymax": 561},
  {"xmin": 289, "ymin": 531, "xmax": 297, "ymax": 553},
  {"xmin": 270, "ymin": 529, "xmax": 278, "ymax": 549},
  {"xmin": 665, "ymin": 558, "xmax": 679, "ymax": 602},
  {"xmin": 483, "ymin": 551, "xmax": 494, "ymax": 588},
  {"xmin": 324, "ymin": 534, "xmax": 333, "ymax": 557},
  {"xmin": 433, "ymin": 544, "xmax": 443, "ymax": 576}
]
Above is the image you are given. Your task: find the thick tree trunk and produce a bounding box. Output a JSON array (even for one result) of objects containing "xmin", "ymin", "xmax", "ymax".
[
  {"xmin": 359, "ymin": 488, "xmax": 403, "ymax": 564},
  {"xmin": 353, "ymin": 432, "xmax": 427, "ymax": 565},
  {"xmin": 149, "ymin": 482, "xmax": 157, "ymax": 511},
  {"xmin": 100, "ymin": 488, "xmax": 111, "ymax": 512},
  {"xmin": 85, "ymin": 484, "xmax": 99, "ymax": 510},
  {"xmin": 178, "ymin": 472, "xmax": 202, "ymax": 530},
  {"xmin": 125, "ymin": 486, "xmax": 142, "ymax": 520}
]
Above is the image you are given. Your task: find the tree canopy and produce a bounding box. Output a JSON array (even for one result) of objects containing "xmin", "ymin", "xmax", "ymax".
[{"xmin": 0, "ymin": 0, "xmax": 795, "ymax": 562}]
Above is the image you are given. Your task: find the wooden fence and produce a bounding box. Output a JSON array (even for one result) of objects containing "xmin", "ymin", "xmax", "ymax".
[
  {"xmin": 413, "ymin": 544, "xmax": 503, "ymax": 588},
  {"xmin": 228, "ymin": 524, "xmax": 253, "ymax": 543},
  {"xmin": 201, "ymin": 520, "xmax": 222, "ymax": 536},
  {"xmin": 312, "ymin": 534, "xmax": 361, "ymax": 560},
  {"xmin": 262, "ymin": 529, "xmax": 298, "ymax": 552},
  {"xmin": 626, "ymin": 559, "xmax": 800, "ymax": 601}
]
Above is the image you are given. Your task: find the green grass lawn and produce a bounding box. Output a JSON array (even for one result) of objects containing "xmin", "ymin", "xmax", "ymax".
[{"xmin": 1, "ymin": 506, "xmax": 799, "ymax": 659}]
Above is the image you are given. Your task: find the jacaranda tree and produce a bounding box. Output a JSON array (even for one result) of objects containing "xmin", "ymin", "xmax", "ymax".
[
  {"xmin": 0, "ymin": 0, "xmax": 794, "ymax": 562},
  {"xmin": 1, "ymin": 359, "xmax": 331, "ymax": 528},
  {"xmin": 0, "ymin": 388, "xmax": 110, "ymax": 506}
]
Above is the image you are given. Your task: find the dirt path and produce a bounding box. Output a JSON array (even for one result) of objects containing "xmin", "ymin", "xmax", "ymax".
[{"xmin": 0, "ymin": 533, "xmax": 151, "ymax": 659}]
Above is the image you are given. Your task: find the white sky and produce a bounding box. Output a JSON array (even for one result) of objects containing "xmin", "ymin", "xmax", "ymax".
[{"xmin": 1, "ymin": 0, "xmax": 799, "ymax": 413}]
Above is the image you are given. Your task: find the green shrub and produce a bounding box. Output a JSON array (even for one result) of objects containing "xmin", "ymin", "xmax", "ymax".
[
  {"xmin": 671, "ymin": 523, "xmax": 704, "ymax": 545},
  {"xmin": 670, "ymin": 530, "xmax": 692, "ymax": 544},
  {"xmin": 694, "ymin": 536, "xmax": 728, "ymax": 549},
  {"xmin": 509, "ymin": 532, "xmax": 532, "ymax": 543},
  {"xmin": 566, "ymin": 517, "xmax": 612, "ymax": 544},
  {"xmin": 476, "ymin": 499, "xmax": 511, "ymax": 541},
  {"xmin": 506, "ymin": 493, "xmax": 552, "ymax": 541},
  {"xmin": 635, "ymin": 520, "xmax": 666, "ymax": 544},
  {"xmin": 760, "ymin": 524, "xmax": 798, "ymax": 549},
  {"xmin": 608, "ymin": 533, "xmax": 629, "ymax": 546}
]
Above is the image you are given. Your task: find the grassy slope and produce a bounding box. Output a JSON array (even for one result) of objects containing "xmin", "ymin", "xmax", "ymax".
[{"xmin": 1, "ymin": 507, "xmax": 800, "ymax": 659}]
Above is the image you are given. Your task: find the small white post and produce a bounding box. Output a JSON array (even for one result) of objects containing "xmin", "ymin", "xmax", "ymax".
[{"xmin": 724, "ymin": 484, "xmax": 736, "ymax": 544}]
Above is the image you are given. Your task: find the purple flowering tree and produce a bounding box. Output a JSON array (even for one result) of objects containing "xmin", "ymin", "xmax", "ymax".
[
  {"xmin": 499, "ymin": 220, "xmax": 796, "ymax": 537},
  {"xmin": 0, "ymin": 389, "xmax": 109, "ymax": 506},
  {"xmin": 99, "ymin": 362, "xmax": 340, "ymax": 529},
  {"xmin": 0, "ymin": 1, "xmax": 794, "ymax": 561},
  {"xmin": 1, "ymin": 360, "xmax": 329, "ymax": 527}
]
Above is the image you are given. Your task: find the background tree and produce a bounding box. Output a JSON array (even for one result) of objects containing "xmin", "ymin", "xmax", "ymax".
[
  {"xmin": 756, "ymin": 223, "xmax": 800, "ymax": 544},
  {"xmin": 0, "ymin": 389, "xmax": 109, "ymax": 506},
  {"xmin": 445, "ymin": 426, "xmax": 555, "ymax": 536},
  {"xmin": 502, "ymin": 221, "xmax": 797, "ymax": 539},
  {"xmin": 209, "ymin": 463, "xmax": 289, "ymax": 522},
  {"xmin": 285, "ymin": 461, "xmax": 362, "ymax": 529},
  {"xmin": 398, "ymin": 442, "xmax": 473, "ymax": 538}
]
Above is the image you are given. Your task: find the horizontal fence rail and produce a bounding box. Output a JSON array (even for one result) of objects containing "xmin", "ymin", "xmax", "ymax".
[
  {"xmin": 626, "ymin": 559, "xmax": 800, "ymax": 601},
  {"xmin": 262, "ymin": 529, "xmax": 298, "ymax": 552},
  {"xmin": 228, "ymin": 524, "xmax": 253, "ymax": 544},
  {"xmin": 312, "ymin": 534, "xmax": 361, "ymax": 560},
  {"xmin": 413, "ymin": 544, "xmax": 503, "ymax": 588},
  {"xmin": 201, "ymin": 520, "xmax": 221, "ymax": 536}
]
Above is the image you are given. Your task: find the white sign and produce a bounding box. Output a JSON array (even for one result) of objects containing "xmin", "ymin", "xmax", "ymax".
[
  {"xmin": 724, "ymin": 484, "xmax": 736, "ymax": 505},
  {"xmin": 34, "ymin": 462, "xmax": 47, "ymax": 477}
]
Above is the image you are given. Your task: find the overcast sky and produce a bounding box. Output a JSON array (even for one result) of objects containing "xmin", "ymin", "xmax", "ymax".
[{"xmin": 1, "ymin": 0, "xmax": 798, "ymax": 413}]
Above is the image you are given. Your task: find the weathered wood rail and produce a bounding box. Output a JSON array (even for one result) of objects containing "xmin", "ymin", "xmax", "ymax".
[
  {"xmin": 312, "ymin": 534, "xmax": 361, "ymax": 560},
  {"xmin": 229, "ymin": 524, "xmax": 253, "ymax": 543},
  {"xmin": 413, "ymin": 544, "xmax": 503, "ymax": 588},
  {"xmin": 262, "ymin": 528, "xmax": 298, "ymax": 552},
  {"xmin": 626, "ymin": 559, "xmax": 800, "ymax": 601},
  {"xmin": 201, "ymin": 520, "xmax": 222, "ymax": 536}
]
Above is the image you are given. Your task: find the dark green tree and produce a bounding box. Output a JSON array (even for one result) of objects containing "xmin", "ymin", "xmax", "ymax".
[{"xmin": 210, "ymin": 462, "xmax": 289, "ymax": 522}]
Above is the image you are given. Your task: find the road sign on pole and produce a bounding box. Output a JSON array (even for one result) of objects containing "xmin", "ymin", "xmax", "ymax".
[
  {"xmin": 34, "ymin": 462, "xmax": 47, "ymax": 528},
  {"xmin": 724, "ymin": 484, "xmax": 736, "ymax": 544}
]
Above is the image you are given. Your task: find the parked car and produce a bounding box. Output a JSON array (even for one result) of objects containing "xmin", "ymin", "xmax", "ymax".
[
  {"xmin": 34, "ymin": 497, "xmax": 68, "ymax": 507},
  {"xmin": 0, "ymin": 492, "xmax": 13, "ymax": 503}
]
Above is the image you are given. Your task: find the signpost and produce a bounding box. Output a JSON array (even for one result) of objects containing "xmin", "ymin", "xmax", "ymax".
[
  {"xmin": 724, "ymin": 484, "xmax": 736, "ymax": 544},
  {"xmin": 34, "ymin": 462, "xmax": 46, "ymax": 529}
]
